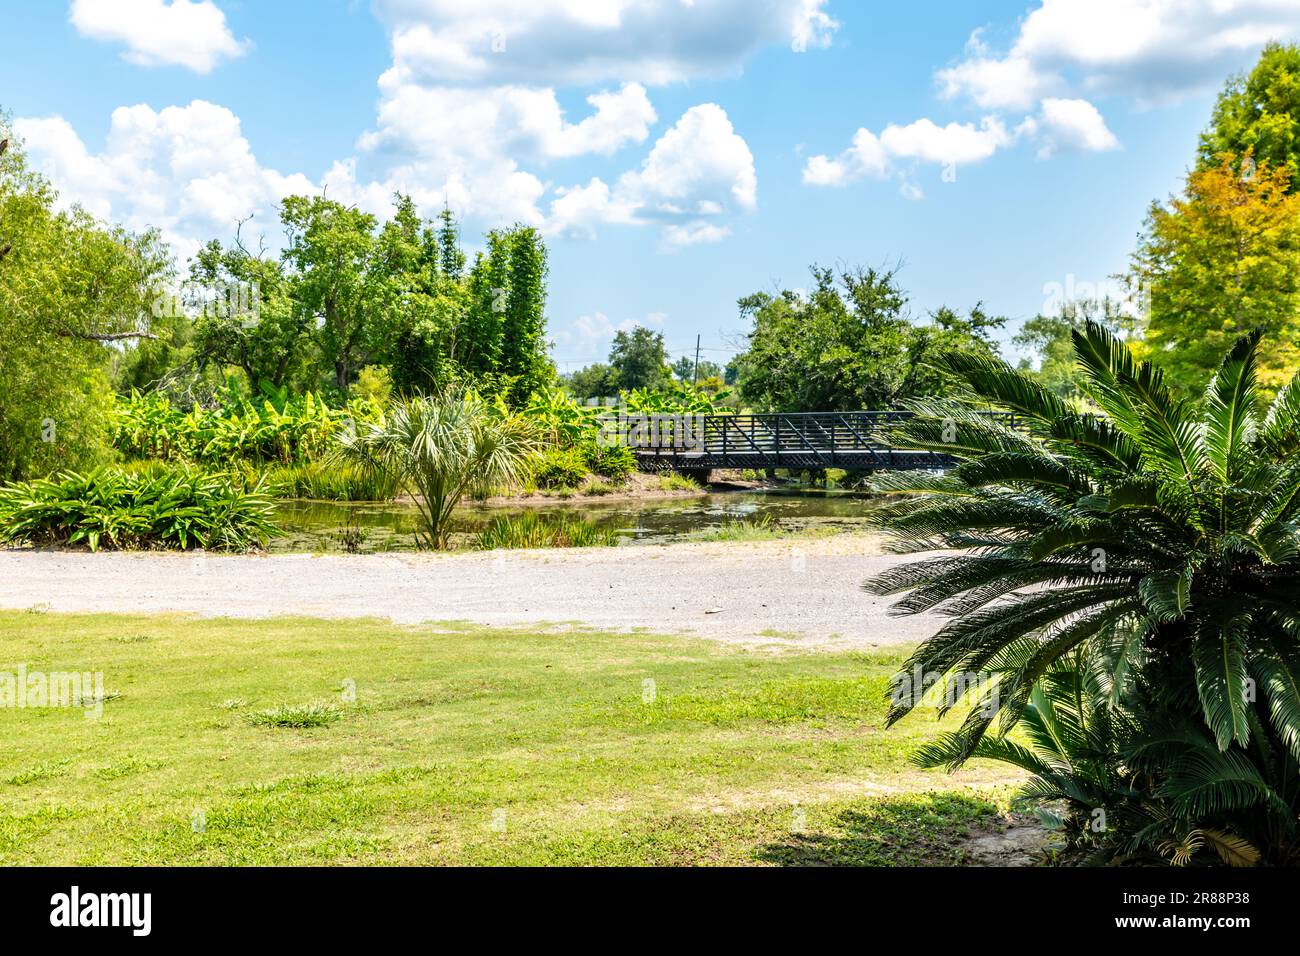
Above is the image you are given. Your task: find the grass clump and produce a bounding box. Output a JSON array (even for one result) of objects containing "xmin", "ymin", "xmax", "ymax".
[
  {"xmin": 657, "ymin": 473, "xmax": 701, "ymax": 492},
  {"xmin": 261, "ymin": 461, "xmax": 399, "ymax": 502},
  {"xmin": 691, "ymin": 514, "xmax": 782, "ymax": 542},
  {"xmin": 110, "ymin": 633, "xmax": 155, "ymax": 644},
  {"xmin": 6, "ymin": 759, "xmax": 73, "ymax": 786},
  {"xmin": 475, "ymin": 513, "xmax": 619, "ymax": 550},
  {"xmin": 94, "ymin": 755, "xmax": 164, "ymax": 780},
  {"xmin": 246, "ymin": 702, "xmax": 342, "ymax": 729}
]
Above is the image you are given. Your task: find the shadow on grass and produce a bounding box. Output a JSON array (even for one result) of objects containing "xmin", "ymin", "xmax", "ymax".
[{"xmin": 755, "ymin": 792, "xmax": 1000, "ymax": 867}]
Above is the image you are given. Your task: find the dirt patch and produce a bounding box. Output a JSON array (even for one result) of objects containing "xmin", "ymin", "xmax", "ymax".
[{"xmin": 963, "ymin": 814, "xmax": 1053, "ymax": 866}]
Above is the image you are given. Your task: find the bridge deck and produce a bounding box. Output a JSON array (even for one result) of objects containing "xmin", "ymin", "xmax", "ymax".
[{"xmin": 610, "ymin": 410, "xmax": 980, "ymax": 473}]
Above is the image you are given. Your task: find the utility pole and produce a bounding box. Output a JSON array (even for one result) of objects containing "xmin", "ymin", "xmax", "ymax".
[{"xmin": 691, "ymin": 334, "xmax": 701, "ymax": 387}]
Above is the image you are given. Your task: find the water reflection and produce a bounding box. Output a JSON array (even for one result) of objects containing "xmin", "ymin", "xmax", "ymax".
[{"xmin": 271, "ymin": 489, "xmax": 883, "ymax": 553}]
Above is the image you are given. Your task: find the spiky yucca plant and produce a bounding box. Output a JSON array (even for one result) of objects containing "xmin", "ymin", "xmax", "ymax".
[
  {"xmin": 336, "ymin": 389, "xmax": 540, "ymax": 549},
  {"xmin": 867, "ymin": 322, "xmax": 1300, "ymax": 863}
]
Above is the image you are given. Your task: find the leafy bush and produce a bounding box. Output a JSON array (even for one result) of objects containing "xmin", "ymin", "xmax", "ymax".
[
  {"xmin": 582, "ymin": 442, "xmax": 637, "ymax": 481},
  {"xmin": 113, "ymin": 386, "xmax": 383, "ymax": 466},
  {"xmin": 522, "ymin": 385, "xmax": 602, "ymax": 445},
  {"xmin": 868, "ymin": 324, "xmax": 1300, "ymax": 866},
  {"xmin": 0, "ymin": 467, "xmax": 279, "ymax": 552},
  {"xmin": 474, "ymin": 513, "xmax": 619, "ymax": 550},
  {"xmin": 622, "ymin": 382, "xmax": 734, "ymax": 414},
  {"xmin": 532, "ymin": 447, "xmax": 588, "ymax": 489}
]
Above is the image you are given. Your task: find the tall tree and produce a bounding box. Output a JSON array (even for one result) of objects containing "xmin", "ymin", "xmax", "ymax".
[
  {"xmin": 566, "ymin": 362, "xmax": 620, "ymax": 401},
  {"xmin": 609, "ymin": 326, "xmax": 671, "ymax": 392},
  {"xmin": 186, "ymin": 235, "xmax": 313, "ymax": 390},
  {"xmin": 1200, "ymin": 42, "xmax": 1300, "ymax": 187},
  {"xmin": 0, "ymin": 124, "xmax": 168, "ymax": 479},
  {"xmin": 499, "ymin": 227, "xmax": 551, "ymax": 403},
  {"xmin": 280, "ymin": 195, "xmax": 379, "ymax": 394},
  {"xmin": 436, "ymin": 207, "xmax": 465, "ymax": 280},
  {"xmin": 732, "ymin": 265, "xmax": 1004, "ymax": 412},
  {"xmin": 463, "ymin": 233, "xmax": 509, "ymax": 379},
  {"xmin": 1132, "ymin": 156, "xmax": 1300, "ymax": 395}
]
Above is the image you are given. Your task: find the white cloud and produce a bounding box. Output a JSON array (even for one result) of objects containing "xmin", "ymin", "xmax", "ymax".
[
  {"xmin": 936, "ymin": 53, "xmax": 1058, "ymax": 111},
  {"xmin": 555, "ymin": 309, "xmax": 667, "ymax": 349},
  {"xmin": 374, "ymin": 0, "xmax": 837, "ymax": 87},
  {"xmin": 802, "ymin": 128, "xmax": 887, "ymax": 186},
  {"xmin": 16, "ymin": 101, "xmax": 316, "ymax": 261},
  {"xmin": 1020, "ymin": 97, "xmax": 1120, "ymax": 158},
  {"xmin": 546, "ymin": 104, "xmax": 758, "ymax": 248},
  {"xmin": 803, "ymin": 116, "xmax": 1013, "ymax": 187},
  {"xmin": 618, "ymin": 103, "xmax": 757, "ymax": 213},
  {"xmin": 69, "ymin": 0, "xmax": 249, "ymax": 73},
  {"xmin": 355, "ymin": 1, "xmax": 791, "ymax": 244},
  {"xmin": 17, "ymin": 93, "xmax": 756, "ymax": 259},
  {"xmin": 572, "ymin": 311, "xmax": 639, "ymax": 341},
  {"xmin": 939, "ymin": 0, "xmax": 1300, "ymax": 108},
  {"xmin": 660, "ymin": 221, "xmax": 733, "ymax": 249},
  {"xmin": 30, "ymin": 2, "xmax": 788, "ymax": 259},
  {"xmin": 548, "ymin": 179, "xmax": 638, "ymax": 239},
  {"xmin": 349, "ymin": 79, "xmax": 659, "ymax": 225},
  {"xmin": 360, "ymin": 81, "xmax": 657, "ymax": 160},
  {"xmin": 880, "ymin": 116, "xmax": 1012, "ymax": 164}
]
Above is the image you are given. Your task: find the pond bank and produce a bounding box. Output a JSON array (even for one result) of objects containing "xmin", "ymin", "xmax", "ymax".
[{"xmin": 0, "ymin": 536, "xmax": 940, "ymax": 650}]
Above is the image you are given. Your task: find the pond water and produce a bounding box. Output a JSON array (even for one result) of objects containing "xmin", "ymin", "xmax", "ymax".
[{"xmin": 271, "ymin": 488, "xmax": 884, "ymax": 553}]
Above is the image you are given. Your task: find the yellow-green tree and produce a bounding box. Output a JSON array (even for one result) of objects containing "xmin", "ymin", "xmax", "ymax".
[{"xmin": 1132, "ymin": 156, "xmax": 1300, "ymax": 395}]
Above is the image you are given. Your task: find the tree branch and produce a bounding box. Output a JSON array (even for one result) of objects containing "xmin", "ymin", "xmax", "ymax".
[{"xmin": 64, "ymin": 330, "xmax": 159, "ymax": 342}]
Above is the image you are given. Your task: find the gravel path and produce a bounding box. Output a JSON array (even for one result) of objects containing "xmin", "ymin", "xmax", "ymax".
[{"xmin": 0, "ymin": 538, "xmax": 945, "ymax": 649}]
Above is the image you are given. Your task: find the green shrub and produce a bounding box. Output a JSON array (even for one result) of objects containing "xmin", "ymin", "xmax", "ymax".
[
  {"xmin": 582, "ymin": 442, "xmax": 637, "ymax": 481},
  {"xmin": 474, "ymin": 513, "xmax": 619, "ymax": 550},
  {"xmin": 112, "ymin": 386, "xmax": 384, "ymax": 466},
  {"xmin": 0, "ymin": 466, "xmax": 280, "ymax": 552},
  {"xmin": 531, "ymin": 447, "xmax": 588, "ymax": 488}
]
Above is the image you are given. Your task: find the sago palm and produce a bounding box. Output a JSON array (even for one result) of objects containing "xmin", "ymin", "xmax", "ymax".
[
  {"xmin": 867, "ymin": 322, "xmax": 1300, "ymax": 862},
  {"xmin": 336, "ymin": 389, "xmax": 539, "ymax": 549}
]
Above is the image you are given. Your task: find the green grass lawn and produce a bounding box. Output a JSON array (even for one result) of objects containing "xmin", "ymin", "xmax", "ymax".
[{"xmin": 0, "ymin": 610, "xmax": 1015, "ymax": 865}]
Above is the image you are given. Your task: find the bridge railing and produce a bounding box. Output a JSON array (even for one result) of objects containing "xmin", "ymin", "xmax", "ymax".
[{"xmin": 604, "ymin": 410, "xmax": 1017, "ymax": 460}]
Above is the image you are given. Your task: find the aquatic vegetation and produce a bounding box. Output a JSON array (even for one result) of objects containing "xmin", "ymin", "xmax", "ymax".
[{"xmin": 474, "ymin": 512, "xmax": 619, "ymax": 550}]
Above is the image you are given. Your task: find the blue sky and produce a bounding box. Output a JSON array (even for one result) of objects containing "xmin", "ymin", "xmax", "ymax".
[{"xmin": 2, "ymin": 1, "xmax": 1295, "ymax": 373}]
